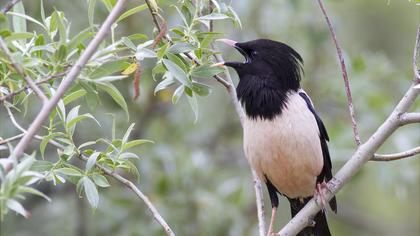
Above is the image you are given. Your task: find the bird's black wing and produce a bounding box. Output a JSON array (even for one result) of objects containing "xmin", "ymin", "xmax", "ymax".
[{"xmin": 299, "ymin": 91, "xmax": 337, "ymax": 212}]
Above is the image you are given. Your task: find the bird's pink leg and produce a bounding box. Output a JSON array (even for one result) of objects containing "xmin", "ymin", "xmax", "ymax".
[
  {"xmin": 267, "ymin": 207, "xmax": 280, "ymax": 236},
  {"xmin": 314, "ymin": 181, "xmax": 328, "ymax": 211}
]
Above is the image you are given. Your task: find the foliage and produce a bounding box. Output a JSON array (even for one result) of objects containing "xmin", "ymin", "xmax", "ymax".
[{"xmin": 0, "ymin": 0, "xmax": 241, "ymax": 221}]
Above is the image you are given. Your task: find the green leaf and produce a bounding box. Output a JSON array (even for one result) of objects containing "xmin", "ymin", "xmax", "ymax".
[
  {"xmin": 197, "ymin": 13, "xmax": 229, "ymax": 21},
  {"xmin": 92, "ymin": 174, "xmax": 110, "ymax": 188},
  {"xmin": 90, "ymin": 59, "xmax": 130, "ymax": 79},
  {"xmin": 69, "ymin": 26, "xmax": 95, "ymax": 50},
  {"xmin": 162, "ymin": 59, "xmax": 190, "ymax": 86},
  {"xmin": 86, "ymin": 152, "xmax": 100, "ymax": 171},
  {"xmin": 187, "ymin": 93, "xmax": 199, "ymax": 123},
  {"xmin": 7, "ymin": 12, "xmax": 46, "ymax": 30},
  {"xmin": 66, "ymin": 113, "xmax": 100, "ymax": 135},
  {"xmin": 167, "ymin": 42, "xmax": 196, "ymax": 54},
  {"xmin": 40, "ymin": 133, "xmax": 62, "ymax": 158},
  {"xmin": 191, "ymin": 65, "xmax": 224, "ymax": 78},
  {"xmin": 122, "ymin": 139, "xmax": 153, "ymax": 151},
  {"xmin": 6, "ymin": 199, "xmax": 29, "ymax": 218},
  {"xmin": 55, "ymin": 167, "xmax": 82, "ymax": 177},
  {"xmin": 192, "ymin": 82, "xmax": 211, "ymax": 96},
  {"xmin": 154, "ymin": 75, "xmax": 175, "ymax": 94},
  {"xmin": 172, "ymin": 85, "xmax": 184, "ymax": 104},
  {"xmin": 31, "ymin": 160, "xmax": 53, "ymax": 172},
  {"xmin": 122, "ymin": 123, "xmax": 135, "ymax": 144},
  {"xmin": 117, "ymin": 4, "xmax": 147, "ymax": 22},
  {"xmin": 101, "ymin": 0, "xmax": 115, "ymax": 12},
  {"xmin": 82, "ymin": 177, "xmax": 99, "ymax": 208},
  {"xmin": 88, "ymin": 0, "xmax": 97, "ymax": 27},
  {"xmin": 63, "ymin": 89, "xmax": 87, "ymax": 105},
  {"xmin": 19, "ymin": 186, "xmax": 51, "ymax": 202},
  {"xmin": 119, "ymin": 152, "xmax": 140, "ymax": 159},
  {"xmin": 96, "ymin": 82, "xmax": 129, "ymax": 119},
  {"xmin": 12, "ymin": 1, "xmax": 26, "ymax": 46}
]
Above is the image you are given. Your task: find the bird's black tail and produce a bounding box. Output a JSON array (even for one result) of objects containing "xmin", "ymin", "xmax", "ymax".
[{"xmin": 288, "ymin": 197, "xmax": 332, "ymax": 236}]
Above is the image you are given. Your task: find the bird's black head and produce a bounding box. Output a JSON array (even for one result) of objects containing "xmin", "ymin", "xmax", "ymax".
[{"xmin": 218, "ymin": 38, "xmax": 304, "ymax": 119}]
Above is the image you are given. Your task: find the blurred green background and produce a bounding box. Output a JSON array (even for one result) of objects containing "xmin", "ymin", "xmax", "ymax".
[{"xmin": 1, "ymin": 0, "xmax": 419, "ymax": 235}]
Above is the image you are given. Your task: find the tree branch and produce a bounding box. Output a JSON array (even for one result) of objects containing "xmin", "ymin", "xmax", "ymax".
[
  {"xmin": 1, "ymin": 104, "xmax": 176, "ymax": 236},
  {"xmin": 399, "ymin": 112, "xmax": 420, "ymax": 126},
  {"xmin": 372, "ymin": 146, "xmax": 420, "ymax": 161},
  {"xmin": 316, "ymin": 0, "xmax": 361, "ymax": 146},
  {"xmin": 413, "ymin": 24, "xmax": 420, "ymax": 80},
  {"xmin": 1, "ymin": 0, "xmax": 21, "ymax": 14},
  {"xmin": 277, "ymin": 19, "xmax": 420, "ymax": 234},
  {"xmin": 0, "ymin": 37, "xmax": 48, "ymax": 103},
  {"xmin": 9, "ymin": 0, "xmax": 129, "ymax": 163},
  {"xmin": 0, "ymin": 71, "xmax": 67, "ymax": 102}
]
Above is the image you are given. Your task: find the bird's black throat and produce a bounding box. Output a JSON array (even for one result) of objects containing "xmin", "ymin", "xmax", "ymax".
[{"xmin": 236, "ymin": 75, "xmax": 298, "ymax": 120}]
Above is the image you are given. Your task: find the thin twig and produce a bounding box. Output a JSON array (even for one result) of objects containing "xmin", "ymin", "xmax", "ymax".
[
  {"xmin": 399, "ymin": 112, "xmax": 420, "ymax": 126},
  {"xmin": 0, "ymin": 133, "xmax": 25, "ymax": 145},
  {"xmin": 143, "ymin": 0, "xmax": 230, "ymax": 87},
  {"xmin": 316, "ymin": 0, "xmax": 361, "ymax": 146},
  {"xmin": 0, "ymin": 71, "xmax": 67, "ymax": 102},
  {"xmin": 0, "ymin": 37, "xmax": 48, "ymax": 103},
  {"xmin": 413, "ymin": 24, "xmax": 420, "ymax": 80},
  {"xmin": 1, "ymin": 0, "xmax": 21, "ymax": 14},
  {"xmin": 2, "ymin": 104, "xmax": 176, "ymax": 236},
  {"xmin": 372, "ymin": 146, "xmax": 420, "ymax": 161},
  {"xmin": 10, "ymin": 0, "xmax": 129, "ymax": 162}
]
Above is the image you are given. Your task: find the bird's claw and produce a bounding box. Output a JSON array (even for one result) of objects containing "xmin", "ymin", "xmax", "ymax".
[{"xmin": 314, "ymin": 181, "xmax": 328, "ymax": 211}]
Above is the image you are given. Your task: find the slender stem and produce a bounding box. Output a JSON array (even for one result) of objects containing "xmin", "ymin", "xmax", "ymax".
[
  {"xmin": 0, "ymin": 133, "xmax": 25, "ymax": 145},
  {"xmin": 1, "ymin": 0, "xmax": 21, "ymax": 14},
  {"xmin": 0, "ymin": 37, "xmax": 48, "ymax": 103},
  {"xmin": 316, "ymin": 0, "xmax": 361, "ymax": 146},
  {"xmin": 413, "ymin": 24, "xmax": 420, "ymax": 80},
  {"xmin": 10, "ymin": 0, "xmax": 129, "ymax": 162},
  {"xmin": 372, "ymin": 146, "xmax": 420, "ymax": 161},
  {"xmin": 0, "ymin": 71, "xmax": 67, "ymax": 102},
  {"xmin": 399, "ymin": 112, "xmax": 420, "ymax": 126},
  {"xmin": 2, "ymin": 104, "xmax": 176, "ymax": 236}
]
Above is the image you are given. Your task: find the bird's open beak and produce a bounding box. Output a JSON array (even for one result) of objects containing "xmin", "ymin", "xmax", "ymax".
[{"xmin": 216, "ymin": 38, "xmax": 251, "ymax": 67}]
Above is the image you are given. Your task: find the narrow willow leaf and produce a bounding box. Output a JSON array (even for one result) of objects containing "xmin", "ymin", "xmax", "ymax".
[
  {"xmin": 96, "ymin": 82, "xmax": 129, "ymax": 119},
  {"xmin": 55, "ymin": 168, "xmax": 82, "ymax": 177},
  {"xmin": 122, "ymin": 123, "xmax": 135, "ymax": 144},
  {"xmin": 92, "ymin": 174, "xmax": 110, "ymax": 188},
  {"xmin": 6, "ymin": 199, "xmax": 30, "ymax": 218},
  {"xmin": 82, "ymin": 177, "xmax": 99, "ymax": 208},
  {"xmin": 162, "ymin": 59, "xmax": 190, "ymax": 86},
  {"xmin": 122, "ymin": 139, "xmax": 153, "ymax": 151},
  {"xmin": 117, "ymin": 4, "xmax": 147, "ymax": 23},
  {"xmin": 86, "ymin": 152, "xmax": 100, "ymax": 171},
  {"xmin": 172, "ymin": 85, "xmax": 184, "ymax": 104},
  {"xmin": 154, "ymin": 74, "xmax": 175, "ymax": 94}
]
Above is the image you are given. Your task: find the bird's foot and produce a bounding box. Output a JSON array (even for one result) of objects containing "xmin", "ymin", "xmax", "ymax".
[{"xmin": 314, "ymin": 181, "xmax": 328, "ymax": 211}]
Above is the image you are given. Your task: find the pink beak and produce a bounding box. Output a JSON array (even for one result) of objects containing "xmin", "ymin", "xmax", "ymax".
[{"xmin": 216, "ymin": 38, "xmax": 238, "ymax": 47}]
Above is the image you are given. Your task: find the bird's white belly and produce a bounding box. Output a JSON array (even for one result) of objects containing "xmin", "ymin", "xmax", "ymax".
[{"xmin": 243, "ymin": 93, "xmax": 323, "ymax": 198}]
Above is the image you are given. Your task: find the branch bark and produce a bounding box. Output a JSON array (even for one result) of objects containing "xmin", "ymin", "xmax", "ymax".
[
  {"xmin": 9, "ymin": 0, "xmax": 128, "ymax": 162},
  {"xmin": 278, "ymin": 81, "xmax": 419, "ymax": 235},
  {"xmin": 2, "ymin": 104, "xmax": 176, "ymax": 236},
  {"xmin": 372, "ymin": 146, "xmax": 420, "ymax": 161},
  {"xmin": 143, "ymin": 1, "xmax": 264, "ymax": 234},
  {"xmin": 0, "ymin": 37, "xmax": 48, "ymax": 103},
  {"xmin": 399, "ymin": 112, "xmax": 420, "ymax": 126},
  {"xmin": 0, "ymin": 71, "xmax": 67, "ymax": 102},
  {"xmin": 1, "ymin": 0, "xmax": 21, "ymax": 14},
  {"xmin": 277, "ymin": 11, "xmax": 420, "ymax": 234},
  {"xmin": 316, "ymin": 0, "xmax": 361, "ymax": 146}
]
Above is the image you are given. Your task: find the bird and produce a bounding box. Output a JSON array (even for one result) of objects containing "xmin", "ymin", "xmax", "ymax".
[{"xmin": 216, "ymin": 38, "xmax": 337, "ymax": 236}]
